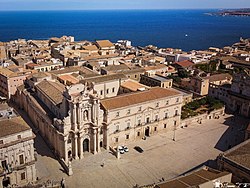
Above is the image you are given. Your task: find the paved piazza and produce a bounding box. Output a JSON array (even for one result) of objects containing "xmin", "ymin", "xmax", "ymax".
[{"xmin": 33, "ymin": 113, "xmax": 248, "ymax": 188}]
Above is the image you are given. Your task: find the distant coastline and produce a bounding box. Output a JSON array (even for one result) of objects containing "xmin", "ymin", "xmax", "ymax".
[{"xmin": 214, "ymin": 9, "xmax": 250, "ymax": 17}]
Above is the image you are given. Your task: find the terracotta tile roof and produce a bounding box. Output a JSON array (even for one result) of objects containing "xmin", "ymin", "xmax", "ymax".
[
  {"xmin": 26, "ymin": 63, "xmax": 39, "ymax": 69},
  {"xmin": 225, "ymin": 139, "xmax": 250, "ymax": 170},
  {"xmin": 0, "ymin": 46, "xmax": 6, "ymax": 59},
  {"xmin": 121, "ymin": 80, "xmax": 148, "ymax": 92},
  {"xmin": 175, "ymin": 60, "xmax": 194, "ymax": 68},
  {"xmin": 119, "ymin": 68, "xmax": 145, "ymax": 75},
  {"xmin": 144, "ymin": 64, "xmax": 168, "ymax": 71},
  {"xmin": 58, "ymin": 74, "xmax": 79, "ymax": 84},
  {"xmin": 36, "ymin": 80, "xmax": 65, "ymax": 105},
  {"xmin": 101, "ymin": 64, "xmax": 130, "ymax": 72},
  {"xmin": 82, "ymin": 45, "xmax": 98, "ymax": 51},
  {"xmin": 96, "ymin": 40, "xmax": 114, "ymax": 48},
  {"xmin": 0, "ymin": 67, "xmax": 14, "ymax": 77},
  {"xmin": 101, "ymin": 87, "xmax": 181, "ymax": 110},
  {"xmin": 49, "ymin": 66, "xmax": 98, "ymax": 77},
  {"xmin": 158, "ymin": 167, "xmax": 231, "ymax": 188},
  {"xmin": 0, "ymin": 117, "xmax": 30, "ymax": 138},
  {"xmin": 207, "ymin": 73, "xmax": 232, "ymax": 82},
  {"xmin": 82, "ymin": 53, "xmax": 119, "ymax": 61},
  {"xmin": 82, "ymin": 73, "xmax": 127, "ymax": 84},
  {"xmin": 32, "ymin": 72, "xmax": 50, "ymax": 79}
]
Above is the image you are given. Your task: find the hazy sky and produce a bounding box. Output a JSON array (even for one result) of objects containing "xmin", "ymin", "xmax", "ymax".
[{"xmin": 0, "ymin": 0, "xmax": 250, "ymax": 11}]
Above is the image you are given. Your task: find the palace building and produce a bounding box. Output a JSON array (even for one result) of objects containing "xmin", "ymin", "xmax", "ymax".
[{"xmin": 14, "ymin": 72, "xmax": 183, "ymax": 174}]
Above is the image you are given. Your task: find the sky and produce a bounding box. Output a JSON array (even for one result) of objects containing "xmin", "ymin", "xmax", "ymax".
[{"xmin": 0, "ymin": 0, "xmax": 250, "ymax": 11}]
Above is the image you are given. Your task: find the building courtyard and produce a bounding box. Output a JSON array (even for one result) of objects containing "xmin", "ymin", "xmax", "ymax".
[{"xmin": 31, "ymin": 113, "xmax": 248, "ymax": 188}]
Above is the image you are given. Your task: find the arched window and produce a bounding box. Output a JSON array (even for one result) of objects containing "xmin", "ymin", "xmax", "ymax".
[{"xmin": 67, "ymin": 138, "xmax": 71, "ymax": 144}]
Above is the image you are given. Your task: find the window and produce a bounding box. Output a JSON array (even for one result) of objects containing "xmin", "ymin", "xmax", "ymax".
[
  {"xmin": 17, "ymin": 135, "xmax": 21, "ymax": 139},
  {"xmin": 1, "ymin": 160, "xmax": 7, "ymax": 169},
  {"xmin": 116, "ymin": 112, "xmax": 120, "ymax": 117},
  {"xmin": 100, "ymin": 127, "xmax": 103, "ymax": 135},
  {"xmin": 112, "ymin": 87, "xmax": 115, "ymax": 93},
  {"xmin": 166, "ymin": 100, "xmax": 169, "ymax": 105},
  {"xmin": 138, "ymin": 107, "xmax": 142, "ymax": 111},
  {"xmin": 107, "ymin": 89, "xmax": 109, "ymax": 94},
  {"xmin": 100, "ymin": 90, "xmax": 103, "ymax": 95},
  {"xmin": 165, "ymin": 112, "xmax": 168, "ymax": 119},
  {"xmin": 174, "ymin": 121, "xmax": 177, "ymax": 126},
  {"xmin": 156, "ymin": 102, "xmax": 159, "ymax": 107},
  {"xmin": 175, "ymin": 110, "xmax": 178, "ymax": 116},
  {"xmin": 138, "ymin": 119, "xmax": 141, "ymax": 126},
  {"xmin": 127, "ymin": 109, "xmax": 131, "ymax": 115},
  {"xmin": 155, "ymin": 115, "xmax": 158, "ymax": 121},
  {"xmin": 19, "ymin": 154, "xmax": 24, "ymax": 165},
  {"xmin": 127, "ymin": 122, "xmax": 130, "ymax": 129},
  {"xmin": 164, "ymin": 124, "xmax": 167, "ymax": 128},
  {"xmin": 154, "ymin": 127, "xmax": 157, "ymax": 131},
  {"xmin": 146, "ymin": 117, "xmax": 150, "ymax": 124},
  {"xmin": 115, "ymin": 137, "xmax": 119, "ymax": 143},
  {"xmin": 176, "ymin": 98, "xmax": 179, "ymax": 103},
  {"xmin": 0, "ymin": 140, "xmax": 3, "ymax": 144},
  {"xmin": 116, "ymin": 125, "xmax": 119, "ymax": 132},
  {"xmin": 126, "ymin": 134, "xmax": 129, "ymax": 140},
  {"xmin": 137, "ymin": 132, "xmax": 140, "ymax": 136},
  {"xmin": 21, "ymin": 172, "xmax": 26, "ymax": 180}
]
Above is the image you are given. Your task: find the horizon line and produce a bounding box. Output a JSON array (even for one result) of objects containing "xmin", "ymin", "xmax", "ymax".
[{"xmin": 0, "ymin": 8, "xmax": 246, "ymax": 12}]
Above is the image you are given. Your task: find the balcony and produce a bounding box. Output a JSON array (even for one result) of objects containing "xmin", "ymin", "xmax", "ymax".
[
  {"xmin": 113, "ymin": 129, "xmax": 120, "ymax": 134},
  {"xmin": 137, "ymin": 123, "xmax": 142, "ymax": 127},
  {"xmin": 125, "ymin": 127, "xmax": 130, "ymax": 131},
  {"xmin": 0, "ymin": 166, "xmax": 13, "ymax": 176}
]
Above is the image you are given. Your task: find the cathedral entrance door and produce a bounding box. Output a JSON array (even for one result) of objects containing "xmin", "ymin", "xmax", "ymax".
[
  {"xmin": 145, "ymin": 127, "xmax": 150, "ymax": 137},
  {"xmin": 83, "ymin": 139, "xmax": 89, "ymax": 152}
]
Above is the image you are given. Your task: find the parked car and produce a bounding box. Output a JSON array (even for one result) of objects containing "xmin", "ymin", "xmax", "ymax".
[
  {"xmin": 134, "ymin": 146, "xmax": 144, "ymax": 153},
  {"xmin": 118, "ymin": 146, "xmax": 125, "ymax": 154},
  {"xmin": 122, "ymin": 146, "xmax": 129, "ymax": 152}
]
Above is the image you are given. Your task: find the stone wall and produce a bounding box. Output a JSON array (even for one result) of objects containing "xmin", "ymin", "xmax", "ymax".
[{"xmin": 180, "ymin": 107, "xmax": 225, "ymax": 127}]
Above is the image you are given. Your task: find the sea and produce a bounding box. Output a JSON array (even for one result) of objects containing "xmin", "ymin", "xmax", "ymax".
[{"xmin": 0, "ymin": 9, "xmax": 250, "ymax": 51}]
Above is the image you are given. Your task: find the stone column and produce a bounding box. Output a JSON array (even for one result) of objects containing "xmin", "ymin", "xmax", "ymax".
[
  {"xmin": 77, "ymin": 103, "xmax": 80, "ymax": 126},
  {"xmin": 73, "ymin": 104, "xmax": 77, "ymax": 131},
  {"xmin": 96, "ymin": 128, "xmax": 100, "ymax": 153},
  {"xmin": 88, "ymin": 106, "xmax": 92, "ymax": 122},
  {"xmin": 93, "ymin": 129, "xmax": 97, "ymax": 154},
  {"xmin": 64, "ymin": 140, "xmax": 68, "ymax": 164},
  {"xmin": 78, "ymin": 137, "xmax": 83, "ymax": 159},
  {"xmin": 79, "ymin": 104, "xmax": 83, "ymax": 127},
  {"xmin": 74, "ymin": 135, "xmax": 79, "ymax": 159},
  {"xmin": 104, "ymin": 127, "xmax": 109, "ymax": 150},
  {"xmin": 92, "ymin": 103, "xmax": 96, "ymax": 124}
]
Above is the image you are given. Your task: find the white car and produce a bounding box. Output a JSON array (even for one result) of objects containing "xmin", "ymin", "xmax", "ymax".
[
  {"xmin": 122, "ymin": 146, "xmax": 129, "ymax": 152},
  {"xmin": 119, "ymin": 148, "xmax": 125, "ymax": 154},
  {"xmin": 118, "ymin": 146, "xmax": 125, "ymax": 154}
]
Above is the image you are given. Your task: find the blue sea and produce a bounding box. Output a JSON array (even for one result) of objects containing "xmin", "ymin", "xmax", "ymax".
[{"xmin": 0, "ymin": 10, "xmax": 250, "ymax": 51}]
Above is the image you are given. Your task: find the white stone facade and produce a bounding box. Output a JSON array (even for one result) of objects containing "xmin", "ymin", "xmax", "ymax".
[{"xmin": 0, "ymin": 119, "xmax": 36, "ymax": 188}]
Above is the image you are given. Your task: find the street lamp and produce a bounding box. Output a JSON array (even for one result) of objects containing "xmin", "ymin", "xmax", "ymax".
[{"xmin": 173, "ymin": 122, "xmax": 177, "ymax": 141}]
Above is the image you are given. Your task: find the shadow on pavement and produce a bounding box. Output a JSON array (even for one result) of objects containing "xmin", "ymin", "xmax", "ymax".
[
  {"xmin": 214, "ymin": 115, "xmax": 249, "ymax": 152},
  {"xmin": 10, "ymin": 103, "xmax": 57, "ymax": 160}
]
